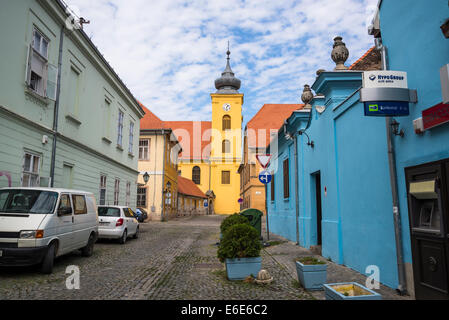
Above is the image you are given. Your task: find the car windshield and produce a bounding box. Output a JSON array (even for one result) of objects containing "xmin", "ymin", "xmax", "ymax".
[
  {"xmin": 0, "ymin": 189, "xmax": 58, "ymax": 214},
  {"xmin": 98, "ymin": 207, "xmax": 121, "ymax": 217}
]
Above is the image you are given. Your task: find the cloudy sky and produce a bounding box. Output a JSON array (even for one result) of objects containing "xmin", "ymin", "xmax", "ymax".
[{"xmin": 65, "ymin": 0, "xmax": 378, "ymax": 125}]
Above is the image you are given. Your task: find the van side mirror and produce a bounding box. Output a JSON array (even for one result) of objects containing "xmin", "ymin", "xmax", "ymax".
[{"xmin": 58, "ymin": 207, "xmax": 72, "ymax": 216}]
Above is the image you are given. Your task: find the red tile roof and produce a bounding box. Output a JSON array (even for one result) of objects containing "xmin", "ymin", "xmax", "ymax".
[
  {"xmin": 139, "ymin": 103, "xmax": 212, "ymax": 160},
  {"xmin": 349, "ymin": 46, "xmax": 381, "ymax": 71},
  {"xmin": 177, "ymin": 176, "xmax": 207, "ymax": 199},
  {"xmin": 164, "ymin": 121, "xmax": 211, "ymax": 160},
  {"xmin": 139, "ymin": 102, "xmax": 165, "ymax": 130},
  {"xmin": 246, "ymin": 104, "xmax": 304, "ymax": 148}
]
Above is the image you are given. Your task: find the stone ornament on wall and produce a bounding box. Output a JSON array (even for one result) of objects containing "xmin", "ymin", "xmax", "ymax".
[
  {"xmin": 331, "ymin": 36, "xmax": 349, "ymax": 70},
  {"xmin": 301, "ymin": 85, "xmax": 314, "ymax": 109}
]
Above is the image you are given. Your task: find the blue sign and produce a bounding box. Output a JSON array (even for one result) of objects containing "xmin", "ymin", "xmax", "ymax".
[
  {"xmin": 364, "ymin": 101, "xmax": 409, "ymax": 117},
  {"xmin": 259, "ymin": 171, "xmax": 272, "ymax": 185},
  {"xmin": 204, "ymin": 200, "xmax": 208, "ymax": 207}
]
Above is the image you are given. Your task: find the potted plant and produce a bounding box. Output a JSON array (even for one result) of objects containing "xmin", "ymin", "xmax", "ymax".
[
  {"xmin": 219, "ymin": 214, "xmax": 250, "ymax": 240},
  {"xmin": 217, "ymin": 223, "xmax": 262, "ymax": 280},
  {"xmin": 323, "ymin": 282, "xmax": 382, "ymax": 300},
  {"xmin": 295, "ymin": 256, "xmax": 327, "ymax": 291}
]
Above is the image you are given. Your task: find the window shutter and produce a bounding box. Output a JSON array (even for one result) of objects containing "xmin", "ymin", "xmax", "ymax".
[
  {"xmin": 42, "ymin": 62, "xmax": 49, "ymax": 97},
  {"xmin": 46, "ymin": 63, "xmax": 58, "ymax": 100}
]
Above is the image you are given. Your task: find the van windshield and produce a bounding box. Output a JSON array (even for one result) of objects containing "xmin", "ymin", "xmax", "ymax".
[
  {"xmin": 0, "ymin": 189, "xmax": 58, "ymax": 214},
  {"xmin": 98, "ymin": 207, "xmax": 121, "ymax": 217}
]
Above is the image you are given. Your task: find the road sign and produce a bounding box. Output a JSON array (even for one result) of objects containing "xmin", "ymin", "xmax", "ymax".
[
  {"xmin": 364, "ymin": 101, "xmax": 409, "ymax": 117},
  {"xmin": 256, "ymin": 155, "xmax": 272, "ymax": 169},
  {"xmin": 204, "ymin": 200, "xmax": 208, "ymax": 207},
  {"xmin": 258, "ymin": 171, "xmax": 272, "ymax": 185},
  {"xmin": 238, "ymin": 198, "xmax": 243, "ymax": 204}
]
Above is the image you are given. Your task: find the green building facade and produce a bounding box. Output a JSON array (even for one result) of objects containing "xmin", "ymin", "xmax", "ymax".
[{"xmin": 0, "ymin": 0, "xmax": 145, "ymax": 207}]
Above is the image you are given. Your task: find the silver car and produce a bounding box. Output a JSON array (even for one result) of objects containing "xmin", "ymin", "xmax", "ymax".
[{"xmin": 97, "ymin": 206, "xmax": 139, "ymax": 244}]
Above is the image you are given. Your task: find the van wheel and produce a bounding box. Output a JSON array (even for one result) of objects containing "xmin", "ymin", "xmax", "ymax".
[
  {"xmin": 81, "ymin": 234, "xmax": 95, "ymax": 257},
  {"xmin": 119, "ymin": 230, "xmax": 127, "ymax": 244},
  {"xmin": 40, "ymin": 243, "xmax": 56, "ymax": 274},
  {"xmin": 133, "ymin": 227, "xmax": 139, "ymax": 239}
]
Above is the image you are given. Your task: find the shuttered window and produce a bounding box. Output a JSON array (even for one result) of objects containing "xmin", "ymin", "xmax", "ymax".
[
  {"xmin": 283, "ymin": 159, "xmax": 289, "ymax": 199},
  {"xmin": 271, "ymin": 171, "xmax": 275, "ymax": 201},
  {"xmin": 222, "ymin": 171, "xmax": 230, "ymax": 184},
  {"xmin": 222, "ymin": 115, "xmax": 231, "ymax": 130}
]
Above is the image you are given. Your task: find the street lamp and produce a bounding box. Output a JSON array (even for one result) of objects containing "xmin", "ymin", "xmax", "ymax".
[
  {"xmin": 143, "ymin": 172, "xmax": 149, "ymax": 185},
  {"xmin": 391, "ymin": 119, "xmax": 405, "ymax": 138}
]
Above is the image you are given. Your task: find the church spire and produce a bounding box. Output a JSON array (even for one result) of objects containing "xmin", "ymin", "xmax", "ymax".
[{"xmin": 215, "ymin": 42, "xmax": 241, "ymax": 94}]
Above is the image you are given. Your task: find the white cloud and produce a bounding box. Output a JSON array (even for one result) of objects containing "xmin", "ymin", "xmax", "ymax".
[{"xmin": 65, "ymin": 0, "xmax": 378, "ymax": 122}]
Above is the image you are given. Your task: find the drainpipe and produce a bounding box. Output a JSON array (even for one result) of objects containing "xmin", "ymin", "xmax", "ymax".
[
  {"xmin": 161, "ymin": 130, "xmax": 166, "ymax": 221},
  {"xmin": 293, "ymin": 133, "xmax": 300, "ymax": 245},
  {"xmin": 375, "ymin": 37, "xmax": 407, "ymax": 295},
  {"xmin": 49, "ymin": 26, "xmax": 65, "ymax": 187}
]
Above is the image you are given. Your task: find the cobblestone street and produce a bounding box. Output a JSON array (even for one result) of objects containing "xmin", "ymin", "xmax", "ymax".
[{"xmin": 0, "ymin": 215, "xmax": 312, "ymax": 300}]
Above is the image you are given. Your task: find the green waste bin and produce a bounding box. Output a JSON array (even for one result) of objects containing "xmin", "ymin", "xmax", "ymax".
[{"xmin": 240, "ymin": 208, "xmax": 263, "ymax": 239}]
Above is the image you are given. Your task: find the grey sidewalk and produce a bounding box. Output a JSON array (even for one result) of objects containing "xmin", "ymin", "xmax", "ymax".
[{"xmin": 261, "ymin": 216, "xmax": 412, "ymax": 300}]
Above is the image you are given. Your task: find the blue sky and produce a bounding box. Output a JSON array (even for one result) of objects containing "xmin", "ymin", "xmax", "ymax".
[{"xmin": 65, "ymin": 0, "xmax": 378, "ymax": 127}]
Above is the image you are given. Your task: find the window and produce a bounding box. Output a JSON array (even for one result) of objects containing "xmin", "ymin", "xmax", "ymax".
[
  {"xmin": 137, "ymin": 188, "xmax": 146, "ymax": 207},
  {"xmin": 126, "ymin": 181, "xmax": 131, "ymax": 206},
  {"xmin": 271, "ymin": 171, "xmax": 275, "ymax": 201},
  {"xmin": 192, "ymin": 166, "xmax": 201, "ymax": 185},
  {"xmin": 283, "ymin": 159, "xmax": 290, "ymax": 199},
  {"xmin": 117, "ymin": 110, "xmax": 124, "ymax": 147},
  {"xmin": 129, "ymin": 122, "xmax": 134, "ymax": 154},
  {"xmin": 222, "ymin": 171, "xmax": 230, "ymax": 184},
  {"xmin": 222, "ymin": 140, "xmax": 231, "ymax": 154},
  {"xmin": 58, "ymin": 194, "xmax": 72, "ymax": 215},
  {"xmin": 26, "ymin": 28, "xmax": 57, "ymax": 99},
  {"xmin": 139, "ymin": 139, "xmax": 150, "ymax": 160},
  {"xmin": 73, "ymin": 195, "xmax": 87, "ymax": 215},
  {"xmin": 222, "ymin": 115, "xmax": 231, "ymax": 130},
  {"xmin": 114, "ymin": 179, "xmax": 120, "ymax": 205},
  {"xmin": 22, "ymin": 152, "xmax": 40, "ymax": 187},
  {"xmin": 99, "ymin": 175, "xmax": 107, "ymax": 205}
]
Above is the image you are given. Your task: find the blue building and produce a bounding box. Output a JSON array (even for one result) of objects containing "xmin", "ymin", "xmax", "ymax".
[{"xmin": 267, "ymin": 1, "xmax": 449, "ymax": 300}]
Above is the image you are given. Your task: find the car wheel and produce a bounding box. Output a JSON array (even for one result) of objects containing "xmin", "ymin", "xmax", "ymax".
[
  {"xmin": 119, "ymin": 230, "xmax": 127, "ymax": 244},
  {"xmin": 133, "ymin": 226, "xmax": 139, "ymax": 239},
  {"xmin": 81, "ymin": 234, "xmax": 95, "ymax": 257},
  {"xmin": 40, "ymin": 242, "xmax": 56, "ymax": 274}
]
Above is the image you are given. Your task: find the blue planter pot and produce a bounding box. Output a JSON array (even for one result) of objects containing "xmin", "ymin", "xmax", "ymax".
[
  {"xmin": 225, "ymin": 257, "xmax": 262, "ymax": 280},
  {"xmin": 323, "ymin": 283, "xmax": 382, "ymax": 300},
  {"xmin": 296, "ymin": 261, "xmax": 327, "ymax": 291}
]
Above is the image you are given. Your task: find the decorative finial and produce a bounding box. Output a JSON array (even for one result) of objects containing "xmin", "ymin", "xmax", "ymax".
[
  {"xmin": 301, "ymin": 85, "xmax": 314, "ymax": 109},
  {"xmin": 214, "ymin": 41, "xmax": 241, "ymax": 94},
  {"xmin": 227, "ymin": 41, "xmax": 230, "ymax": 57},
  {"xmin": 331, "ymin": 36, "xmax": 349, "ymax": 70}
]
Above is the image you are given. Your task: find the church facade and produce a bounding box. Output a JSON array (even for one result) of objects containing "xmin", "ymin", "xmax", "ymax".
[{"xmin": 142, "ymin": 50, "xmax": 244, "ymax": 215}]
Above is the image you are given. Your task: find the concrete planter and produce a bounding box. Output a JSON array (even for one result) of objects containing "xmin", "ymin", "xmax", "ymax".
[
  {"xmin": 323, "ymin": 283, "xmax": 382, "ymax": 300},
  {"xmin": 296, "ymin": 260, "xmax": 327, "ymax": 291},
  {"xmin": 225, "ymin": 257, "xmax": 262, "ymax": 280}
]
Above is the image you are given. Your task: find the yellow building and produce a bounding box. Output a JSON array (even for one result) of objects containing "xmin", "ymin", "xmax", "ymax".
[
  {"xmin": 159, "ymin": 49, "xmax": 243, "ymax": 214},
  {"xmin": 137, "ymin": 104, "xmax": 181, "ymax": 221}
]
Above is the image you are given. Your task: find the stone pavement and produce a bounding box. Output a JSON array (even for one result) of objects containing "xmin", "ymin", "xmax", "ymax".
[
  {"xmin": 261, "ymin": 216, "xmax": 412, "ymax": 300},
  {"xmin": 0, "ymin": 214, "xmax": 412, "ymax": 300},
  {"xmin": 0, "ymin": 214, "xmax": 311, "ymax": 300}
]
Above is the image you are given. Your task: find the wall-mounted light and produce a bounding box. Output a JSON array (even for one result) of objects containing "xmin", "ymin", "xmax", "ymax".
[
  {"xmin": 143, "ymin": 172, "xmax": 150, "ymax": 185},
  {"xmin": 441, "ymin": 18, "xmax": 449, "ymax": 38},
  {"xmin": 391, "ymin": 119, "xmax": 405, "ymax": 138},
  {"xmin": 298, "ymin": 130, "xmax": 315, "ymax": 148}
]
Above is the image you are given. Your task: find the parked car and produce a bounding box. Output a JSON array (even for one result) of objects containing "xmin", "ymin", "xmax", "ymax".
[
  {"xmin": 97, "ymin": 206, "xmax": 139, "ymax": 244},
  {"xmin": 135, "ymin": 208, "xmax": 148, "ymax": 222},
  {"xmin": 0, "ymin": 188, "xmax": 99, "ymax": 274}
]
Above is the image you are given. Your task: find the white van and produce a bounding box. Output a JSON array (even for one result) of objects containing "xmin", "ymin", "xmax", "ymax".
[{"xmin": 0, "ymin": 188, "xmax": 98, "ymax": 274}]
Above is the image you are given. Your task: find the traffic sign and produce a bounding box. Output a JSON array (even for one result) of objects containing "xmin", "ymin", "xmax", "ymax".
[
  {"xmin": 256, "ymin": 155, "xmax": 271, "ymax": 169},
  {"xmin": 259, "ymin": 171, "xmax": 272, "ymax": 185}
]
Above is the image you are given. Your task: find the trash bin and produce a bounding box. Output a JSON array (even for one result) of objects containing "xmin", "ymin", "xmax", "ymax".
[{"xmin": 240, "ymin": 208, "xmax": 263, "ymax": 239}]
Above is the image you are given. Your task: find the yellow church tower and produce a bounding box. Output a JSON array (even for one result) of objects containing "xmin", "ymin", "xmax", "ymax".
[{"xmin": 210, "ymin": 47, "xmax": 243, "ymax": 214}]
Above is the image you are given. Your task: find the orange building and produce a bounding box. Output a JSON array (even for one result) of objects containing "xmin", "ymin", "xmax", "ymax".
[{"xmin": 239, "ymin": 104, "xmax": 303, "ymax": 214}]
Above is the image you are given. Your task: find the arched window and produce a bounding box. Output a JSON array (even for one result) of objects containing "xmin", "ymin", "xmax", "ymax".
[
  {"xmin": 222, "ymin": 115, "xmax": 231, "ymax": 131},
  {"xmin": 222, "ymin": 140, "xmax": 231, "ymax": 154},
  {"xmin": 192, "ymin": 166, "xmax": 201, "ymax": 185}
]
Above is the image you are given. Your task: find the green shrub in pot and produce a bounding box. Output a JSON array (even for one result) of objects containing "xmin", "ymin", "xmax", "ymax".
[{"xmin": 217, "ymin": 223, "xmax": 261, "ymax": 262}]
